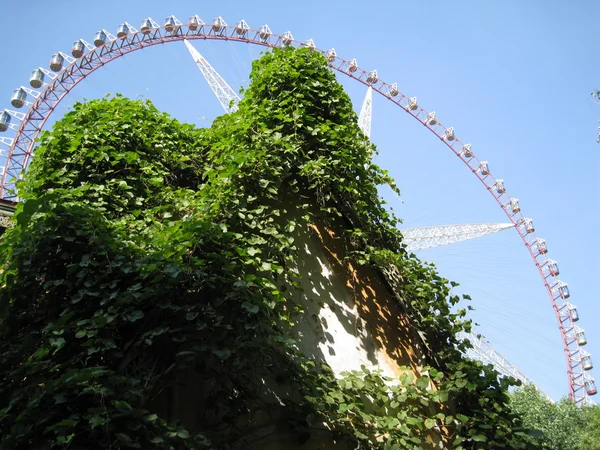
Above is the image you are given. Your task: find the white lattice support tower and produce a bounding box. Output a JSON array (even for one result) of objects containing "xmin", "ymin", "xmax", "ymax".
[
  {"xmin": 456, "ymin": 331, "xmax": 557, "ymax": 400},
  {"xmin": 402, "ymin": 223, "xmax": 515, "ymax": 252},
  {"xmin": 183, "ymin": 39, "xmax": 240, "ymax": 113},
  {"xmin": 358, "ymin": 86, "xmax": 372, "ymax": 139},
  {"xmin": 458, "ymin": 332, "xmax": 535, "ymax": 384}
]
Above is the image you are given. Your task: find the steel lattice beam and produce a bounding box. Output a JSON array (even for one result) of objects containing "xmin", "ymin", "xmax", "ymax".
[
  {"xmin": 183, "ymin": 39, "xmax": 240, "ymax": 113},
  {"xmin": 458, "ymin": 332, "xmax": 536, "ymax": 384},
  {"xmin": 456, "ymin": 332, "xmax": 561, "ymax": 402},
  {"xmin": 402, "ymin": 222, "xmax": 515, "ymax": 252},
  {"xmin": 358, "ymin": 86, "xmax": 372, "ymax": 139}
]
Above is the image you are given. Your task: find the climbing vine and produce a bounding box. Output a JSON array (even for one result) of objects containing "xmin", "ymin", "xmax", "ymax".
[{"xmin": 0, "ymin": 47, "xmax": 541, "ymax": 449}]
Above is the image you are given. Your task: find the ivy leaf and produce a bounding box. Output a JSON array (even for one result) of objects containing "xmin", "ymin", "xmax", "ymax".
[
  {"xmin": 54, "ymin": 393, "xmax": 68, "ymax": 404},
  {"xmin": 177, "ymin": 429, "xmax": 190, "ymax": 439},
  {"xmin": 49, "ymin": 337, "xmax": 66, "ymax": 348},
  {"xmin": 126, "ymin": 310, "xmax": 144, "ymax": 322},
  {"xmin": 242, "ymin": 302, "xmax": 259, "ymax": 314},
  {"xmin": 56, "ymin": 419, "xmax": 78, "ymax": 427},
  {"xmin": 455, "ymin": 378, "xmax": 468, "ymax": 388},
  {"xmin": 186, "ymin": 312, "xmax": 199, "ymax": 321},
  {"xmin": 89, "ymin": 416, "xmax": 106, "ymax": 429},
  {"xmin": 261, "ymin": 227, "xmax": 278, "ymax": 235},
  {"xmin": 212, "ymin": 348, "xmax": 231, "ymax": 360}
]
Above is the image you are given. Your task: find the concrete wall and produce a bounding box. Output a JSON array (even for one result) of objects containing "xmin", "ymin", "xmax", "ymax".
[{"xmin": 288, "ymin": 219, "xmax": 428, "ymax": 380}]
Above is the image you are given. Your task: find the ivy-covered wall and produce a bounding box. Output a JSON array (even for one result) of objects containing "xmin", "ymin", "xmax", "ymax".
[{"xmin": 0, "ymin": 47, "xmax": 542, "ymax": 449}]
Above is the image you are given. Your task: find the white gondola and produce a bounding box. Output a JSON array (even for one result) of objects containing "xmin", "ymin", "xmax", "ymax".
[
  {"xmin": 408, "ymin": 97, "xmax": 418, "ymax": 111},
  {"xmin": 445, "ymin": 127, "xmax": 455, "ymax": 141},
  {"xmin": 189, "ymin": 15, "xmax": 203, "ymax": 31},
  {"xmin": 523, "ymin": 218, "xmax": 535, "ymax": 233},
  {"xmin": 10, "ymin": 88, "xmax": 26, "ymax": 109},
  {"xmin": 427, "ymin": 112, "xmax": 438, "ymax": 126},
  {"xmin": 282, "ymin": 31, "xmax": 294, "ymax": 46},
  {"xmin": 212, "ymin": 17, "xmax": 226, "ymax": 33},
  {"xmin": 164, "ymin": 16, "xmax": 176, "ymax": 33},
  {"xmin": 347, "ymin": 58, "xmax": 358, "ymax": 73},
  {"xmin": 556, "ymin": 281, "xmax": 569, "ymax": 299},
  {"xmin": 585, "ymin": 379, "xmax": 597, "ymax": 396},
  {"xmin": 304, "ymin": 38, "xmax": 315, "ymax": 49},
  {"xmin": 582, "ymin": 354, "xmax": 593, "ymax": 371},
  {"xmin": 93, "ymin": 30, "xmax": 107, "ymax": 47},
  {"xmin": 50, "ymin": 53, "xmax": 64, "ymax": 72},
  {"xmin": 366, "ymin": 70, "xmax": 378, "ymax": 84},
  {"xmin": 569, "ymin": 304, "xmax": 579, "ymax": 322},
  {"xmin": 462, "ymin": 143, "xmax": 473, "ymax": 158},
  {"xmin": 259, "ymin": 25, "xmax": 271, "ymax": 42},
  {"xmin": 0, "ymin": 111, "xmax": 11, "ymax": 132},
  {"xmin": 140, "ymin": 18, "xmax": 153, "ymax": 34},
  {"xmin": 546, "ymin": 260, "xmax": 559, "ymax": 276},
  {"xmin": 478, "ymin": 161, "xmax": 489, "ymax": 176},
  {"xmin": 29, "ymin": 69, "xmax": 45, "ymax": 88},
  {"xmin": 576, "ymin": 328, "xmax": 587, "ymax": 346},
  {"xmin": 235, "ymin": 20, "xmax": 249, "ymax": 36},
  {"xmin": 535, "ymin": 238, "xmax": 547, "ymax": 254},
  {"xmin": 509, "ymin": 198, "xmax": 520, "ymax": 213},
  {"xmin": 494, "ymin": 179, "xmax": 505, "ymax": 194},
  {"xmin": 117, "ymin": 23, "xmax": 130, "ymax": 39},
  {"xmin": 388, "ymin": 83, "xmax": 399, "ymax": 97},
  {"xmin": 326, "ymin": 48, "xmax": 336, "ymax": 62},
  {"xmin": 71, "ymin": 40, "xmax": 85, "ymax": 58}
]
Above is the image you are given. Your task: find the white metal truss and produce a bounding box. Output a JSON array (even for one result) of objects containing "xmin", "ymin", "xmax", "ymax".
[
  {"xmin": 402, "ymin": 222, "xmax": 515, "ymax": 252},
  {"xmin": 457, "ymin": 331, "xmax": 551, "ymax": 395},
  {"xmin": 358, "ymin": 86, "xmax": 372, "ymax": 139},
  {"xmin": 458, "ymin": 332, "xmax": 534, "ymax": 383},
  {"xmin": 183, "ymin": 39, "xmax": 241, "ymax": 113}
]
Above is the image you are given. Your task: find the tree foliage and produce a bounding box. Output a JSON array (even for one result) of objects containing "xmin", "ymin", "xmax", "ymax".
[
  {"xmin": 510, "ymin": 384, "xmax": 600, "ymax": 450},
  {"xmin": 0, "ymin": 47, "xmax": 542, "ymax": 449},
  {"xmin": 580, "ymin": 405, "xmax": 600, "ymax": 450}
]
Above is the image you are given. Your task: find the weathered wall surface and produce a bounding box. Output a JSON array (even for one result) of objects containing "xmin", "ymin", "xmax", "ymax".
[{"xmin": 288, "ymin": 219, "xmax": 428, "ymax": 381}]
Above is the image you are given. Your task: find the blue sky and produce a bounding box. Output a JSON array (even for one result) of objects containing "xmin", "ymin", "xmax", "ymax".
[{"xmin": 0, "ymin": 0, "xmax": 598, "ymax": 402}]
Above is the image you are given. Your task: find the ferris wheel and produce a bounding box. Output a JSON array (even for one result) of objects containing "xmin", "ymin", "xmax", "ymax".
[{"xmin": 0, "ymin": 14, "xmax": 595, "ymax": 404}]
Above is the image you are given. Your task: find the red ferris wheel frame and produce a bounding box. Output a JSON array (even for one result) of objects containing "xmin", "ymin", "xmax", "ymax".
[{"xmin": 0, "ymin": 16, "xmax": 594, "ymax": 403}]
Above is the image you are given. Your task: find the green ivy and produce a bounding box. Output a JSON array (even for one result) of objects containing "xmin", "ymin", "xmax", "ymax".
[{"xmin": 0, "ymin": 47, "xmax": 542, "ymax": 449}]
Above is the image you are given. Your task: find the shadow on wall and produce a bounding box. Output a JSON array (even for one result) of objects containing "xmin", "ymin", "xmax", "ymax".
[{"xmin": 288, "ymin": 210, "xmax": 428, "ymax": 380}]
